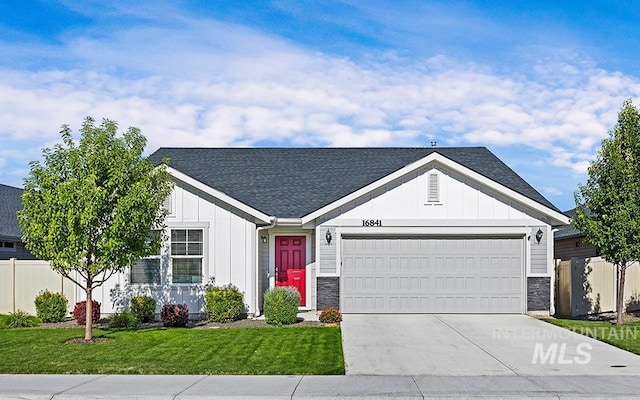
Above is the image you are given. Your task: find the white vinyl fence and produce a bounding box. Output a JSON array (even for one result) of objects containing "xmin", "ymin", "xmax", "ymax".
[
  {"xmin": 0, "ymin": 258, "xmax": 126, "ymax": 316},
  {"xmin": 1, "ymin": 258, "xmax": 208, "ymax": 318},
  {"xmin": 0, "ymin": 258, "xmax": 76, "ymax": 315}
]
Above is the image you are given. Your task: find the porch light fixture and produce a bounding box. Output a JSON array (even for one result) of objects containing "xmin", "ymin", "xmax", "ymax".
[
  {"xmin": 261, "ymin": 235, "xmax": 268, "ymax": 244},
  {"xmin": 535, "ymin": 228, "xmax": 543, "ymax": 245},
  {"xmin": 325, "ymin": 229, "xmax": 332, "ymax": 245}
]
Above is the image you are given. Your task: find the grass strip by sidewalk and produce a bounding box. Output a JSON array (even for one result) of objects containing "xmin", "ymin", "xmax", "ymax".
[
  {"xmin": 0, "ymin": 326, "xmax": 344, "ymax": 375},
  {"xmin": 543, "ymin": 318, "xmax": 640, "ymax": 355}
]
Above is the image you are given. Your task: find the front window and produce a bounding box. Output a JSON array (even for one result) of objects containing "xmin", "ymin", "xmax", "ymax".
[
  {"xmin": 171, "ymin": 229, "xmax": 203, "ymax": 284},
  {"xmin": 131, "ymin": 258, "xmax": 161, "ymax": 284},
  {"xmin": 130, "ymin": 231, "xmax": 161, "ymax": 285}
]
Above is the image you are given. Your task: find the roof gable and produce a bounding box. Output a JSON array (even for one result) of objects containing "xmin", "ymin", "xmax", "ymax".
[
  {"xmin": 0, "ymin": 184, "xmax": 23, "ymax": 239},
  {"xmin": 150, "ymin": 147, "xmax": 561, "ymax": 219}
]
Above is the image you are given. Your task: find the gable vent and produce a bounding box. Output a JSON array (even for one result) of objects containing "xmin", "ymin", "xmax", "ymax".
[
  {"xmin": 428, "ymin": 173, "xmax": 439, "ymax": 202},
  {"xmin": 163, "ymin": 195, "xmax": 173, "ymax": 214}
]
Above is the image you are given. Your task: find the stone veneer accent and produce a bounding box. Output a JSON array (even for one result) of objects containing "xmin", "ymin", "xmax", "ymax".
[
  {"xmin": 317, "ymin": 277, "xmax": 340, "ymax": 310},
  {"xmin": 527, "ymin": 277, "xmax": 550, "ymax": 311}
]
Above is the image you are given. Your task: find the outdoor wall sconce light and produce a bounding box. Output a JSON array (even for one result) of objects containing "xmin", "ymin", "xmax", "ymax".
[
  {"xmin": 261, "ymin": 236, "xmax": 268, "ymax": 244},
  {"xmin": 326, "ymin": 229, "xmax": 332, "ymax": 245},
  {"xmin": 535, "ymin": 228, "xmax": 543, "ymax": 245}
]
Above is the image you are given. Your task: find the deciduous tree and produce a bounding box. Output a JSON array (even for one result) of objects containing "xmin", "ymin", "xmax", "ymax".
[
  {"xmin": 19, "ymin": 117, "xmax": 173, "ymax": 340},
  {"xmin": 574, "ymin": 100, "xmax": 640, "ymax": 325}
]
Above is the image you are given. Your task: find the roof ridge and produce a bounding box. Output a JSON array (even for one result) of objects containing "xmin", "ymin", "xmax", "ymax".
[{"xmin": 0, "ymin": 183, "xmax": 23, "ymax": 191}]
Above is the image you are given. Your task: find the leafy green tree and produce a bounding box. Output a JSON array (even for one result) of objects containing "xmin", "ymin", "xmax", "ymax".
[
  {"xmin": 19, "ymin": 117, "xmax": 173, "ymax": 340},
  {"xmin": 574, "ymin": 100, "xmax": 640, "ymax": 325}
]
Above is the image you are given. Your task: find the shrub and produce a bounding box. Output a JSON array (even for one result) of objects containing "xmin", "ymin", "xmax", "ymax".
[
  {"xmin": 6, "ymin": 310, "xmax": 40, "ymax": 328},
  {"xmin": 130, "ymin": 295, "xmax": 157, "ymax": 323},
  {"xmin": 319, "ymin": 308, "xmax": 342, "ymax": 324},
  {"xmin": 161, "ymin": 303, "xmax": 189, "ymax": 327},
  {"xmin": 109, "ymin": 311, "xmax": 138, "ymax": 329},
  {"xmin": 263, "ymin": 287, "xmax": 300, "ymax": 326},
  {"xmin": 205, "ymin": 284, "xmax": 244, "ymax": 322},
  {"xmin": 34, "ymin": 290, "xmax": 68, "ymax": 323},
  {"xmin": 73, "ymin": 300, "xmax": 101, "ymax": 325}
]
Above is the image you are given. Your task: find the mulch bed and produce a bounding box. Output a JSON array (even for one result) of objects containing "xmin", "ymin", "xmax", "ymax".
[
  {"xmin": 65, "ymin": 337, "xmax": 112, "ymax": 344},
  {"xmin": 31, "ymin": 317, "xmax": 327, "ymax": 330},
  {"xmin": 575, "ymin": 311, "xmax": 640, "ymax": 323}
]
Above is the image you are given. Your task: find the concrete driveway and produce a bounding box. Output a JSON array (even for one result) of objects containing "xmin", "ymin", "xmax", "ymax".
[{"xmin": 341, "ymin": 314, "xmax": 640, "ymax": 375}]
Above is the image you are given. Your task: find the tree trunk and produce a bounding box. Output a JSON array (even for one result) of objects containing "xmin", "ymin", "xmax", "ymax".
[
  {"xmin": 616, "ymin": 264, "xmax": 627, "ymax": 325},
  {"xmin": 85, "ymin": 287, "xmax": 93, "ymax": 340}
]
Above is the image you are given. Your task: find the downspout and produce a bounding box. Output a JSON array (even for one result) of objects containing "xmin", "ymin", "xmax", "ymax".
[
  {"xmin": 550, "ymin": 227, "xmax": 559, "ymax": 316},
  {"xmin": 255, "ymin": 217, "xmax": 277, "ymax": 317}
]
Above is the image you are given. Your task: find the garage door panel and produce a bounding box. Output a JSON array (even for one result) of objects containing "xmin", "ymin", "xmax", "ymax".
[{"xmin": 341, "ymin": 237, "xmax": 524, "ymax": 313}]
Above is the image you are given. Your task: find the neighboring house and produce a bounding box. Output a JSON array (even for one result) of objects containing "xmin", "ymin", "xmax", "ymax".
[
  {"xmin": 117, "ymin": 147, "xmax": 567, "ymax": 317},
  {"xmin": 553, "ymin": 208, "xmax": 598, "ymax": 261},
  {"xmin": 0, "ymin": 184, "xmax": 36, "ymax": 260},
  {"xmin": 553, "ymin": 209, "xmax": 640, "ymax": 316}
]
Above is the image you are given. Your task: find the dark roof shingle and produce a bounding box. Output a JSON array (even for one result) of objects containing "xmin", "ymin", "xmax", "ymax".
[
  {"xmin": 0, "ymin": 184, "xmax": 23, "ymax": 239},
  {"xmin": 149, "ymin": 147, "xmax": 560, "ymax": 218},
  {"xmin": 554, "ymin": 209, "xmax": 581, "ymax": 239}
]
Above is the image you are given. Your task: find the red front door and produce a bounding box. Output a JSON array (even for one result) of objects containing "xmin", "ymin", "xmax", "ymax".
[{"xmin": 275, "ymin": 236, "xmax": 306, "ymax": 306}]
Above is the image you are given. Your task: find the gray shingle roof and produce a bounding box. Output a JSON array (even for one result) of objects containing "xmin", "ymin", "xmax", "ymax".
[
  {"xmin": 0, "ymin": 184, "xmax": 23, "ymax": 239},
  {"xmin": 149, "ymin": 147, "xmax": 560, "ymax": 218},
  {"xmin": 554, "ymin": 209, "xmax": 581, "ymax": 239}
]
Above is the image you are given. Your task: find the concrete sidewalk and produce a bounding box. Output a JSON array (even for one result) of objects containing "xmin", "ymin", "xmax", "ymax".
[{"xmin": 2, "ymin": 374, "xmax": 640, "ymax": 399}]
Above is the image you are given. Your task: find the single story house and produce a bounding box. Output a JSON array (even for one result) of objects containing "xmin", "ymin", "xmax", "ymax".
[
  {"xmin": 126, "ymin": 147, "xmax": 568, "ymax": 317},
  {"xmin": 0, "ymin": 184, "xmax": 35, "ymax": 260}
]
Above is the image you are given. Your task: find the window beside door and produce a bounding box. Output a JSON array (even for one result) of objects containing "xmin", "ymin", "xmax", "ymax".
[
  {"xmin": 130, "ymin": 228, "xmax": 204, "ymax": 285},
  {"xmin": 171, "ymin": 229, "xmax": 203, "ymax": 284}
]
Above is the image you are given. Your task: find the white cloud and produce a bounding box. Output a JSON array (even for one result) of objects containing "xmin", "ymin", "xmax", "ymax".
[{"xmin": 1, "ymin": 8, "xmax": 640, "ymax": 192}]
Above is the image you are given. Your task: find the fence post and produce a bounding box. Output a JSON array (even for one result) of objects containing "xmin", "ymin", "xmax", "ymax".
[{"xmin": 11, "ymin": 257, "xmax": 16, "ymax": 313}]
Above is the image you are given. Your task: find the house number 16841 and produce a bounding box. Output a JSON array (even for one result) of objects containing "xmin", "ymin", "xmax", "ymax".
[{"xmin": 362, "ymin": 219, "xmax": 382, "ymax": 227}]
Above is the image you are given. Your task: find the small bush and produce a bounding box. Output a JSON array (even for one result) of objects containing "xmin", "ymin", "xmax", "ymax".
[
  {"xmin": 205, "ymin": 284, "xmax": 244, "ymax": 322},
  {"xmin": 109, "ymin": 312, "xmax": 138, "ymax": 329},
  {"xmin": 7, "ymin": 310, "xmax": 40, "ymax": 328},
  {"xmin": 319, "ymin": 308, "xmax": 343, "ymax": 324},
  {"xmin": 263, "ymin": 287, "xmax": 300, "ymax": 326},
  {"xmin": 161, "ymin": 303, "xmax": 189, "ymax": 327},
  {"xmin": 130, "ymin": 295, "xmax": 157, "ymax": 323},
  {"xmin": 34, "ymin": 290, "xmax": 68, "ymax": 323},
  {"xmin": 73, "ymin": 300, "xmax": 101, "ymax": 325}
]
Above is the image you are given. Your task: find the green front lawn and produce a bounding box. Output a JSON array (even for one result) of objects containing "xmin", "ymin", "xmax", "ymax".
[
  {"xmin": 0, "ymin": 326, "xmax": 344, "ymax": 374},
  {"xmin": 543, "ymin": 318, "xmax": 640, "ymax": 355}
]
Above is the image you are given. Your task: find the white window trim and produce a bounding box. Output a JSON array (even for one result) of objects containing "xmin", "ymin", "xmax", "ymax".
[{"xmin": 167, "ymin": 223, "xmax": 209, "ymax": 286}]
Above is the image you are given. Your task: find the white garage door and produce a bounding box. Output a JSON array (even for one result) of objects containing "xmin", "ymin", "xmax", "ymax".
[{"xmin": 341, "ymin": 236, "xmax": 524, "ymax": 313}]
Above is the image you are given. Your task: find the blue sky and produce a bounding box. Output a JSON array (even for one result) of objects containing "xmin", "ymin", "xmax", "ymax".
[{"xmin": 1, "ymin": 1, "xmax": 640, "ymax": 211}]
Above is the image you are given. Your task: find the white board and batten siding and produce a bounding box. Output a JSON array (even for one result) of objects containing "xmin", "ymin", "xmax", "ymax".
[
  {"xmin": 320, "ymin": 165, "xmax": 547, "ymax": 222},
  {"xmin": 314, "ymin": 164, "xmax": 553, "ymax": 313},
  {"xmin": 88, "ymin": 180, "xmax": 258, "ymax": 315},
  {"xmin": 167, "ymin": 181, "xmax": 257, "ymax": 313}
]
